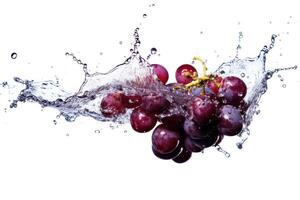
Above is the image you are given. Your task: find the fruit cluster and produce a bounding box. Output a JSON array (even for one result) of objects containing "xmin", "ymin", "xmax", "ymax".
[{"xmin": 100, "ymin": 59, "xmax": 248, "ymax": 163}]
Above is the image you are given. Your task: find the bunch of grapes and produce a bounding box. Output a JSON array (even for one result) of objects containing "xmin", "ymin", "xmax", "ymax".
[{"xmin": 100, "ymin": 60, "xmax": 248, "ymax": 163}]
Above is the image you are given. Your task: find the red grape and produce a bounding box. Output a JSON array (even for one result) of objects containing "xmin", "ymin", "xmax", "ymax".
[
  {"xmin": 152, "ymin": 124, "xmax": 181, "ymax": 154},
  {"xmin": 123, "ymin": 94, "xmax": 142, "ymax": 108},
  {"xmin": 151, "ymin": 64, "xmax": 169, "ymax": 84},
  {"xmin": 172, "ymin": 148, "xmax": 192, "ymax": 163},
  {"xmin": 152, "ymin": 145, "xmax": 181, "ymax": 160},
  {"xmin": 183, "ymin": 136, "xmax": 204, "ymax": 153},
  {"xmin": 192, "ymin": 128, "xmax": 219, "ymax": 148},
  {"xmin": 217, "ymin": 105, "xmax": 243, "ymax": 136},
  {"xmin": 100, "ymin": 92, "xmax": 126, "ymax": 117},
  {"xmin": 141, "ymin": 93, "xmax": 170, "ymax": 114},
  {"xmin": 183, "ymin": 119, "xmax": 205, "ymax": 140},
  {"xmin": 219, "ymin": 76, "xmax": 247, "ymax": 106},
  {"xmin": 130, "ymin": 108, "xmax": 157, "ymax": 133},
  {"xmin": 176, "ymin": 64, "xmax": 198, "ymax": 84},
  {"xmin": 189, "ymin": 95, "xmax": 217, "ymax": 126}
]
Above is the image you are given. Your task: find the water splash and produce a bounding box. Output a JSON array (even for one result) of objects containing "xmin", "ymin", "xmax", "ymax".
[{"xmin": 7, "ymin": 29, "xmax": 298, "ymax": 150}]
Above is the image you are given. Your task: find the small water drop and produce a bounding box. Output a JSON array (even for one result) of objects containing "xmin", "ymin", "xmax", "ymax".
[
  {"xmin": 241, "ymin": 73, "xmax": 245, "ymax": 78},
  {"xmin": 150, "ymin": 47, "xmax": 157, "ymax": 55},
  {"xmin": 53, "ymin": 120, "xmax": 57, "ymax": 125},
  {"xmin": 143, "ymin": 14, "xmax": 147, "ymax": 18},
  {"xmin": 280, "ymin": 78, "xmax": 284, "ymax": 82},
  {"xmin": 94, "ymin": 130, "xmax": 100, "ymax": 133},
  {"xmin": 236, "ymin": 143, "xmax": 243, "ymax": 149},
  {"xmin": 11, "ymin": 52, "xmax": 17, "ymax": 59},
  {"xmin": 282, "ymin": 84, "xmax": 286, "ymax": 88},
  {"xmin": 256, "ymin": 110, "xmax": 260, "ymax": 115}
]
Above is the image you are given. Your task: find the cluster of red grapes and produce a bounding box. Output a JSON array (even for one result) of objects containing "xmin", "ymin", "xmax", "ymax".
[{"xmin": 100, "ymin": 62, "xmax": 248, "ymax": 163}]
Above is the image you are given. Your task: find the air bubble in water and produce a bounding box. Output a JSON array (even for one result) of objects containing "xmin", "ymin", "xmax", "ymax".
[
  {"xmin": 11, "ymin": 52, "xmax": 17, "ymax": 59},
  {"xmin": 282, "ymin": 84, "xmax": 286, "ymax": 88},
  {"xmin": 94, "ymin": 130, "xmax": 100, "ymax": 133},
  {"xmin": 143, "ymin": 14, "xmax": 147, "ymax": 18},
  {"xmin": 241, "ymin": 73, "xmax": 245, "ymax": 77},
  {"xmin": 53, "ymin": 120, "xmax": 57, "ymax": 125}
]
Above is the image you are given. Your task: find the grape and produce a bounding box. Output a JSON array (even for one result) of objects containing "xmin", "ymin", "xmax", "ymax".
[
  {"xmin": 217, "ymin": 105, "xmax": 243, "ymax": 136},
  {"xmin": 160, "ymin": 113, "xmax": 185, "ymax": 129},
  {"xmin": 152, "ymin": 124, "xmax": 181, "ymax": 154},
  {"xmin": 152, "ymin": 145, "xmax": 181, "ymax": 160},
  {"xmin": 159, "ymin": 106, "xmax": 185, "ymax": 129},
  {"xmin": 130, "ymin": 108, "xmax": 157, "ymax": 133},
  {"xmin": 192, "ymin": 128, "xmax": 219, "ymax": 148},
  {"xmin": 123, "ymin": 94, "xmax": 142, "ymax": 108},
  {"xmin": 100, "ymin": 92, "xmax": 126, "ymax": 117},
  {"xmin": 189, "ymin": 95, "xmax": 216, "ymax": 126},
  {"xmin": 141, "ymin": 93, "xmax": 170, "ymax": 113},
  {"xmin": 238, "ymin": 100, "xmax": 249, "ymax": 115},
  {"xmin": 172, "ymin": 148, "xmax": 192, "ymax": 163},
  {"xmin": 176, "ymin": 64, "xmax": 198, "ymax": 84},
  {"xmin": 219, "ymin": 76, "xmax": 247, "ymax": 106},
  {"xmin": 183, "ymin": 136, "xmax": 204, "ymax": 153},
  {"xmin": 183, "ymin": 119, "xmax": 205, "ymax": 139},
  {"xmin": 151, "ymin": 64, "xmax": 169, "ymax": 84},
  {"xmin": 214, "ymin": 134, "xmax": 224, "ymax": 146}
]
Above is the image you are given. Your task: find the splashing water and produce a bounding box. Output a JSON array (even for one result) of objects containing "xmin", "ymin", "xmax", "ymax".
[{"xmin": 6, "ymin": 29, "xmax": 298, "ymax": 152}]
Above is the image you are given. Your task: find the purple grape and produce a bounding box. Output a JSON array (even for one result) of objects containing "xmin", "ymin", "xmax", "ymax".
[
  {"xmin": 183, "ymin": 119, "xmax": 206, "ymax": 140},
  {"xmin": 183, "ymin": 136, "xmax": 204, "ymax": 153},
  {"xmin": 152, "ymin": 124, "xmax": 181, "ymax": 154},
  {"xmin": 152, "ymin": 145, "xmax": 181, "ymax": 160},
  {"xmin": 123, "ymin": 94, "xmax": 142, "ymax": 108},
  {"xmin": 130, "ymin": 108, "xmax": 157, "ymax": 133},
  {"xmin": 214, "ymin": 134, "xmax": 224, "ymax": 146},
  {"xmin": 100, "ymin": 92, "xmax": 126, "ymax": 117},
  {"xmin": 219, "ymin": 76, "xmax": 247, "ymax": 106},
  {"xmin": 160, "ymin": 113, "xmax": 185, "ymax": 129},
  {"xmin": 159, "ymin": 106, "xmax": 185, "ymax": 129},
  {"xmin": 192, "ymin": 128, "xmax": 219, "ymax": 148},
  {"xmin": 141, "ymin": 93, "xmax": 170, "ymax": 113},
  {"xmin": 217, "ymin": 105, "xmax": 243, "ymax": 136},
  {"xmin": 189, "ymin": 95, "xmax": 217, "ymax": 126},
  {"xmin": 175, "ymin": 64, "xmax": 198, "ymax": 84},
  {"xmin": 172, "ymin": 148, "xmax": 192, "ymax": 163},
  {"xmin": 151, "ymin": 64, "xmax": 169, "ymax": 84}
]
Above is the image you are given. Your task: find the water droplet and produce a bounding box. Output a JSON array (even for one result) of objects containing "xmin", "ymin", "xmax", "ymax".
[
  {"xmin": 143, "ymin": 14, "xmax": 147, "ymax": 18},
  {"xmin": 280, "ymin": 78, "xmax": 284, "ymax": 81},
  {"xmin": 236, "ymin": 143, "xmax": 243, "ymax": 149},
  {"xmin": 94, "ymin": 130, "xmax": 100, "ymax": 133},
  {"xmin": 11, "ymin": 52, "xmax": 17, "ymax": 59},
  {"xmin": 150, "ymin": 47, "xmax": 157, "ymax": 55},
  {"xmin": 53, "ymin": 120, "xmax": 57, "ymax": 125},
  {"xmin": 256, "ymin": 110, "xmax": 260, "ymax": 115},
  {"xmin": 282, "ymin": 84, "xmax": 286, "ymax": 88},
  {"xmin": 241, "ymin": 73, "xmax": 245, "ymax": 78}
]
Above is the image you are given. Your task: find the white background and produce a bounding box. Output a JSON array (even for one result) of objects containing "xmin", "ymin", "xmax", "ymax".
[{"xmin": 0, "ymin": 0, "xmax": 300, "ymax": 200}]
